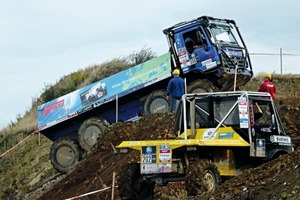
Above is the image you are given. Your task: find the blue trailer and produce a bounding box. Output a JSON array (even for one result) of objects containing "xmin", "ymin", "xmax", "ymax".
[{"xmin": 38, "ymin": 16, "xmax": 253, "ymax": 173}]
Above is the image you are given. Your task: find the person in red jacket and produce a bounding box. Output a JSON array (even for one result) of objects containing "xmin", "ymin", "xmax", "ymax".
[{"xmin": 258, "ymin": 73, "xmax": 276, "ymax": 99}]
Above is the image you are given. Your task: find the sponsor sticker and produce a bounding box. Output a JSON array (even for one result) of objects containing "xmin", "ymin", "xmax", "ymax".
[
  {"xmin": 141, "ymin": 163, "xmax": 158, "ymax": 174},
  {"xmin": 203, "ymin": 128, "xmax": 216, "ymax": 139},
  {"xmin": 238, "ymin": 97, "xmax": 249, "ymax": 128},
  {"xmin": 158, "ymin": 164, "xmax": 172, "ymax": 173},
  {"xmin": 270, "ymin": 135, "xmax": 291, "ymax": 144},
  {"xmin": 218, "ymin": 132, "xmax": 234, "ymax": 139},
  {"xmin": 159, "ymin": 145, "xmax": 171, "ymax": 163}
]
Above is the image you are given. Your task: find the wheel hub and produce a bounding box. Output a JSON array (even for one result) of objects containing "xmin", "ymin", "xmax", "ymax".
[{"xmin": 203, "ymin": 170, "xmax": 215, "ymax": 192}]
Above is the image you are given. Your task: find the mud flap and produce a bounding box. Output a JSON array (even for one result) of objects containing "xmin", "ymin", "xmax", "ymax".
[{"xmin": 213, "ymin": 149, "xmax": 236, "ymax": 176}]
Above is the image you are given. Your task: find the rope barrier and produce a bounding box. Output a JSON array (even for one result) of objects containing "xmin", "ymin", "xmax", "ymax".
[
  {"xmin": 64, "ymin": 186, "xmax": 118, "ymax": 200},
  {"xmin": 250, "ymin": 52, "xmax": 300, "ymax": 56},
  {"xmin": 0, "ymin": 130, "xmax": 38, "ymax": 158}
]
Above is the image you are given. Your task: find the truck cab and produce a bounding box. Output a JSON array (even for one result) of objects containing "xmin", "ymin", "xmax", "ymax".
[
  {"xmin": 175, "ymin": 91, "xmax": 293, "ymax": 162},
  {"xmin": 163, "ymin": 16, "xmax": 253, "ymax": 91}
]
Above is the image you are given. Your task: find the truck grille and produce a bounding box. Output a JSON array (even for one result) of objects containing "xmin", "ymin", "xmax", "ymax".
[{"xmin": 222, "ymin": 55, "xmax": 249, "ymax": 69}]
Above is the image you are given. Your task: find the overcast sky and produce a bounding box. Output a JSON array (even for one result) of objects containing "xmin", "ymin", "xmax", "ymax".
[{"xmin": 1, "ymin": 0, "xmax": 299, "ymax": 129}]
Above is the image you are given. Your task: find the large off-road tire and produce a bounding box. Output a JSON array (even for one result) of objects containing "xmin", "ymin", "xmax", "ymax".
[
  {"xmin": 118, "ymin": 163, "xmax": 154, "ymax": 200},
  {"xmin": 185, "ymin": 159, "xmax": 221, "ymax": 196},
  {"xmin": 50, "ymin": 138, "xmax": 81, "ymax": 173},
  {"xmin": 144, "ymin": 90, "xmax": 170, "ymax": 115},
  {"xmin": 187, "ymin": 79, "xmax": 219, "ymax": 94},
  {"xmin": 78, "ymin": 117, "xmax": 107, "ymax": 152}
]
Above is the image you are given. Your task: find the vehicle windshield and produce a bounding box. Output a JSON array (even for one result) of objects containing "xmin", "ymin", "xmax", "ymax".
[
  {"xmin": 210, "ymin": 24, "xmax": 240, "ymax": 46},
  {"xmin": 193, "ymin": 97, "xmax": 240, "ymax": 128}
]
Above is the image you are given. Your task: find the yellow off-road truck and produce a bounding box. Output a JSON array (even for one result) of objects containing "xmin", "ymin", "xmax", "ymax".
[{"xmin": 117, "ymin": 91, "xmax": 294, "ymax": 199}]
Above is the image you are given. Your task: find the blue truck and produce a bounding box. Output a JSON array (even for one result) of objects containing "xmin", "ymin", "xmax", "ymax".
[{"xmin": 38, "ymin": 16, "xmax": 253, "ymax": 173}]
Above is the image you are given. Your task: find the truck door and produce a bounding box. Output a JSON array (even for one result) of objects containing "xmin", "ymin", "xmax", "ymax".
[
  {"xmin": 250, "ymin": 100, "xmax": 282, "ymax": 157},
  {"xmin": 174, "ymin": 27, "xmax": 219, "ymax": 73}
]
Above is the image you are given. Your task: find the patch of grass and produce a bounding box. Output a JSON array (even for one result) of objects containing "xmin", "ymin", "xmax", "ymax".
[{"xmin": 0, "ymin": 134, "xmax": 53, "ymax": 199}]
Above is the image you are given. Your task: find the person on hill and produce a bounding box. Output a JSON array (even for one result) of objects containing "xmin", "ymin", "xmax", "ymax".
[
  {"xmin": 166, "ymin": 69, "xmax": 185, "ymax": 112},
  {"xmin": 258, "ymin": 73, "xmax": 276, "ymax": 99}
]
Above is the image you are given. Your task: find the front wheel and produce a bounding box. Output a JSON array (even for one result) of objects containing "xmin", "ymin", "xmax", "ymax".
[
  {"xmin": 185, "ymin": 159, "xmax": 221, "ymax": 196},
  {"xmin": 187, "ymin": 79, "xmax": 219, "ymax": 94},
  {"xmin": 118, "ymin": 163, "xmax": 154, "ymax": 200},
  {"xmin": 143, "ymin": 90, "xmax": 170, "ymax": 115},
  {"xmin": 49, "ymin": 138, "xmax": 82, "ymax": 173},
  {"xmin": 78, "ymin": 117, "xmax": 107, "ymax": 152}
]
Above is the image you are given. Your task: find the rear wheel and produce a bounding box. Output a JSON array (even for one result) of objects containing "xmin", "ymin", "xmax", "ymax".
[
  {"xmin": 144, "ymin": 90, "xmax": 170, "ymax": 115},
  {"xmin": 188, "ymin": 79, "xmax": 219, "ymax": 93},
  {"xmin": 118, "ymin": 163, "xmax": 154, "ymax": 200},
  {"xmin": 185, "ymin": 159, "xmax": 221, "ymax": 196},
  {"xmin": 49, "ymin": 138, "xmax": 81, "ymax": 173},
  {"xmin": 78, "ymin": 117, "xmax": 107, "ymax": 152}
]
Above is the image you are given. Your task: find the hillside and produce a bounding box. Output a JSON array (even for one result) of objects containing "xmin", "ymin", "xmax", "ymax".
[
  {"xmin": 0, "ymin": 50, "xmax": 300, "ymax": 199},
  {"xmin": 29, "ymin": 108, "xmax": 300, "ymax": 200},
  {"xmin": 1, "ymin": 91, "xmax": 299, "ymax": 200}
]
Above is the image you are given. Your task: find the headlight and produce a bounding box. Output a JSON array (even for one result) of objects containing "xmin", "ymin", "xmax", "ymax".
[{"xmin": 119, "ymin": 148, "xmax": 129, "ymax": 153}]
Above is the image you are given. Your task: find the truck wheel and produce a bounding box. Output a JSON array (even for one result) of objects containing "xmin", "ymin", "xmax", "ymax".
[
  {"xmin": 144, "ymin": 90, "xmax": 170, "ymax": 115},
  {"xmin": 78, "ymin": 117, "xmax": 107, "ymax": 152},
  {"xmin": 118, "ymin": 163, "xmax": 154, "ymax": 200},
  {"xmin": 185, "ymin": 159, "xmax": 221, "ymax": 196},
  {"xmin": 49, "ymin": 138, "xmax": 81, "ymax": 173},
  {"xmin": 188, "ymin": 79, "xmax": 218, "ymax": 93}
]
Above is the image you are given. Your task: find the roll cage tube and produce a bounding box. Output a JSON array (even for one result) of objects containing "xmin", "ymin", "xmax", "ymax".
[{"xmin": 164, "ymin": 31, "xmax": 182, "ymax": 72}]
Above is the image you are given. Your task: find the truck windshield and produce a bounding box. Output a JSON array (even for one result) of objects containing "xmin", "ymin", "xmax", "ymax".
[
  {"xmin": 194, "ymin": 97, "xmax": 239, "ymax": 128},
  {"xmin": 210, "ymin": 25, "xmax": 240, "ymax": 46}
]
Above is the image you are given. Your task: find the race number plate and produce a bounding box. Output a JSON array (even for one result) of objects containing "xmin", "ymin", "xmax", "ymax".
[
  {"xmin": 142, "ymin": 154, "xmax": 153, "ymax": 163},
  {"xmin": 141, "ymin": 146, "xmax": 156, "ymax": 164}
]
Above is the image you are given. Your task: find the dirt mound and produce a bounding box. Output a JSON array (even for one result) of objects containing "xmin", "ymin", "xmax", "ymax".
[
  {"xmin": 190, "ymin": 148, "xmax": 300, "ymax": 200},
  {"xmin": 34, "ymin": 105, "xmax": 300, "ymax": 200},
  {"xmin": 37, "ymin": 112, "xmax": 180, "ymax": 200}
]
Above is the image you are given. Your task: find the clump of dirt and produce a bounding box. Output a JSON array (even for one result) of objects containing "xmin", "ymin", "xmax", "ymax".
[{"xmin": 34, "ymin": 103, "xmax": 300, "ymax": 200}]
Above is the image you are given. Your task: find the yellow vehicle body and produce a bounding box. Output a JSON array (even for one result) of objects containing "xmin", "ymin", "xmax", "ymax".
[
  {"xmin": 117, "ymin": 127, "xmax": 249, "ymax": 150},
  {"xmin": 117, "ymin": 127, "xmax": 249, "ymax": 176}
]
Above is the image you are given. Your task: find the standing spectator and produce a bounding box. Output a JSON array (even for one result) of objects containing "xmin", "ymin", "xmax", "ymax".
[
  {"xmin": 258, "ymin": 73, "xmax": 276, "ymax": 99},
  {"xmin": 166, "ymin": 69, "xmax": 185, "ymax": 112}
]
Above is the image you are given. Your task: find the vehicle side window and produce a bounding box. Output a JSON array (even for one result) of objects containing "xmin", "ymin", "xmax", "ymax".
[
  {"xmin": 254, "ymin": 102, "xmax": 272, "ymax": 127},
  {"xmin": 183, "ymin": 29, "xmax": 206, "ymax": 53}
]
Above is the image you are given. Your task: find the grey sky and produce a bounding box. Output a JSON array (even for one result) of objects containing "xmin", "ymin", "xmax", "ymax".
[{"xmin": 1, "ymin": 0, "xmax": 299, "ymax": 129}]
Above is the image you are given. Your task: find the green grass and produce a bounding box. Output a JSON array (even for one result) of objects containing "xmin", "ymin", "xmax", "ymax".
[{"xmin": 0, "ymin": 134, "xmax": 54, "ymax": 199}]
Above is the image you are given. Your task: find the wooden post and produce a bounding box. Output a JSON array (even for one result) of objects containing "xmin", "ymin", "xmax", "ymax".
[
  {"xmin": 39, "ymin": 132, "xmax": 41, "ymax": 145},
  {"xmin": 116, "ymin": 95, "xmax": 118, "ymax": 123},
  {"xmin": 234, "ymin": 61, "xmax": 238, "ymax": 92},
  {"xmin": 111, "ymin": 172, "xmax": 116, "ymax": 200}
]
